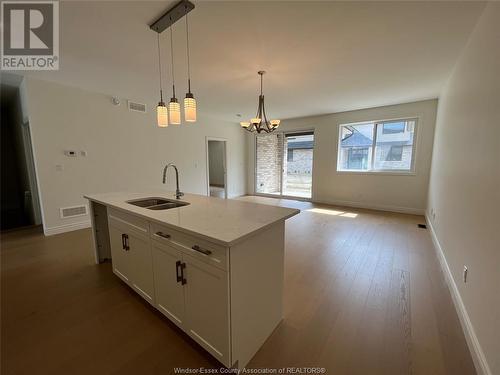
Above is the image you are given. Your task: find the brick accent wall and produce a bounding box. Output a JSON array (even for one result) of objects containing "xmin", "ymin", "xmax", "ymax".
[{"xmin": 256, "ymin": 134, "xmax": 283, "ymax": 194}]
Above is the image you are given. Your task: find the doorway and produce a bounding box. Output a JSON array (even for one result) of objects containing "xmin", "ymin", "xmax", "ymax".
[
  {"xmin": 255, "ymin": 131, "xmax": 314, "ymax": 200},
  {"xmin": 206, "ymin": 138, "xmax": 227, "ymax": 199},
  {"xmin": 1, "ymin": 83, "xmax": 43, "ymax": 231}
]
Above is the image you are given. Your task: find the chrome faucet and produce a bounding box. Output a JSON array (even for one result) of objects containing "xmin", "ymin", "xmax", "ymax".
[{"xmin": 162, "ymin": 163, "xmax": 184, "ymax": 199}]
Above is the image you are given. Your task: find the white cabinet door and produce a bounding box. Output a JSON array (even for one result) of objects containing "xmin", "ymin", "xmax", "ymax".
[
  {"xmin": 183, "ymin": 253, "xmax": 230, "ymax": 366},
  {"xmin": 128, "ymin": 233, "xmax": 155, "ymax": 304},
  {"xmin": 108, "ymin": 224, "xmax": 131, "ymax": 283},
  {"xmin": 152, "ymin": 241, "xmax": 186, "ymax": 328}
]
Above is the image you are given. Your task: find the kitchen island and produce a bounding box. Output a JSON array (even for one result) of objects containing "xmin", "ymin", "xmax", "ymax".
[{"xmin": 85, "ymin": 191, "xmax": 299, "ymax": 369}]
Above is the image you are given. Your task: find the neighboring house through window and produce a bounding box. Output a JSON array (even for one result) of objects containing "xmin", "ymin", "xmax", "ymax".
[
  {"xmin": 338, "ymin": 119, "xmax": 417, "ymax": 172},
  {"xmin": 386, "ymin": 145, "xmax": 403, "ymax": 161}
]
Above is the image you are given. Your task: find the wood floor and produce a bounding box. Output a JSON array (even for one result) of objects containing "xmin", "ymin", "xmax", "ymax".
[{"xmin": 1, "ymin": 197, "xmax": 476, "ymax": 375}]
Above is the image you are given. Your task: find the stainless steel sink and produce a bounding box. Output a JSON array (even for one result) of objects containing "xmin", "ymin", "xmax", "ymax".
[{"xmin": 127, "ymin": 197, "xmax": 190, "ymax": 210}]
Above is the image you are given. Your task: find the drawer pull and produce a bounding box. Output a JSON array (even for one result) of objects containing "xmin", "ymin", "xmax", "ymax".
[
  {"xmin": 181, "ymin": 262, "xmax": 187, "ymax": 285},
  {"xmin": 155, "ymin": 231, "xmax": 171, "ymax": 239},
  {"xmin": 175, "ymin": 260, "xmax": 182, "ymax": 283},
  {"xmin": 121, "ymin": 234, "xmax": 130, "ymax": 251},
  {"xmin": 191, "ymin": 245, "xmax": 212, "ymax": 256}
]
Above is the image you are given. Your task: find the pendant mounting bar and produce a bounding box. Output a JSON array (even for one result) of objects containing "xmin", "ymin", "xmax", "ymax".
[{"xmin": 150, "ymin": 0, "xmax": 195, "ymax": 34}]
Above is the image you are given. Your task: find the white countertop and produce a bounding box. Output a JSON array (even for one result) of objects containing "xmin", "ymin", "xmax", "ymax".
[{"xmin": 84, "ymin": 191, "xmax": 300, "ymax": 247}]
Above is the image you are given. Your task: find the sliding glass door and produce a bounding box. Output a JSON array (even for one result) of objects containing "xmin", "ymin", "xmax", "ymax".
[{"xmin": 255, "ymin": 131, "xmax": 314, "ymax": 199}]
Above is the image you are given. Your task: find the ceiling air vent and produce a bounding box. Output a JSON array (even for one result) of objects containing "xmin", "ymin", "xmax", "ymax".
[
  {"xmin": 128, "ymin": 100, "xmax": 147, "ymax": 113},
  {"xmin": 60, "ymin": 205, "xmax": 87, "ymax": 219}
]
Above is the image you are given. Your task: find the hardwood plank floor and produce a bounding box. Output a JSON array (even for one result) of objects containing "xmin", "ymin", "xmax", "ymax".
[{"xmin": 1, "ymin": 197, "xmax": 476, "ymax": 375}]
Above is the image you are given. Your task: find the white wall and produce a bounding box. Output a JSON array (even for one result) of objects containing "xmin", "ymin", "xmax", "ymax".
[
  {"xmin": 23, "ymin": 78, "xmax": 247, "ymax": 234},
  {"xmin": 248, "ymin": 99, "xmax": 437, "ymax": 214},
  {"xmin": 208, "ymin": 140, "xmax": 225, "ymax": 186},
  {"xmin": 427, "ymin": 4, "xmax": 500, "ymax": 374}
]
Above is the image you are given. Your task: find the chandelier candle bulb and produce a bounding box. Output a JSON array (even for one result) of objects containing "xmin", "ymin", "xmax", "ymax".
[{"xmin": 240, "ymin": 121, "xmax": 250, "ymax": 128}]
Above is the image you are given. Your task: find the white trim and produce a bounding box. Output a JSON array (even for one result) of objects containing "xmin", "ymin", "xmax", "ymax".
[
  {"xmin": 313, "ymin": 199, "xmax": 424, "ymax": 215},
  {"xmin": 425, "ymin": 215, "xmax": 492, "ymax": 375},
  {"xmin": 44, "ymin": 220, "xmax": 91, "ymax": 236}
]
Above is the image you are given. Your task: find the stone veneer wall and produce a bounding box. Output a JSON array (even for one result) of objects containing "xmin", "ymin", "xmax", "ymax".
[{"xmin": 255, "ymin": 134, "xmax": 283, "ymax": 194}]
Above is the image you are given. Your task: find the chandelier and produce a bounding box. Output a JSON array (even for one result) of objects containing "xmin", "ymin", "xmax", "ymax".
[{"xmin": 240, "ymin": 71, "xmax": 280, "ymax": 133}]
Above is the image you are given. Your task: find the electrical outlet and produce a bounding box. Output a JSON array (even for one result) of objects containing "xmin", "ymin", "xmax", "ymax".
[{"xmin": 463, "ymin": 266, "xmax": 468, "ymax": 283}]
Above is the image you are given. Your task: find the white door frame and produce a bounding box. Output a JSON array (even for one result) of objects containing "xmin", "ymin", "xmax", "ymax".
[{"xmin": 205, "ymin": 137, "xmax": 228, "ymax": 199}]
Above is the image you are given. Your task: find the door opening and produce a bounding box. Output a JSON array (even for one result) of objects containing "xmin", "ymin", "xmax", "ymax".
[
  {"xmin": 255, "ymin": 130, "xmax": 314, "ymax": 200},
  {"xmin": 1, "ymin": 83, "xmax": 42, "ymax": 231},
  {"xmin": 206, "ymin": 138, "xmax": 227, "ymax": 199}
]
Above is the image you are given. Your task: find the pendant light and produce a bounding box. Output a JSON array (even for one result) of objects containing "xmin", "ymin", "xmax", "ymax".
[
  {"xmin": 168, "ymin": 26, "xmax": 181, "ymax": 125},
  {"xmin": 184, "ymin": 12, "xmax": 196, "ymax": 122},
  {"xmin": 156, "ymin": 33, "xmax": 168, "ymax": 127},
  {"xmin": 240, "ymin": 71, "xmax": 280, "ymax": 133}
]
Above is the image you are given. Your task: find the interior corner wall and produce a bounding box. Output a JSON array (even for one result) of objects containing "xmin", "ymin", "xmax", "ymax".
[
  {"xmin": 24, "ymin": 78, "xmax": 247, "ymax": 235},
  {"xmin": 427, "ymin": 3, "xmax": 500, "ymax": 374},
  {"xmin": 248, "ymin": 99, "xmax": 437, "ymax": 214}
]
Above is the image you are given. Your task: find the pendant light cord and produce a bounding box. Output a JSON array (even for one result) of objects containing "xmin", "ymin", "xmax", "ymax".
[
  {"xmin": 185, "ymin": 13, "xmax": 191, "ymax": 93},
  {"xmin": 157, "ymin": 33, "xmax": 163, "ymax": 102},
  {"xmin": 170, "ymin": 26, "xmax": 176, "ymax": 98}
]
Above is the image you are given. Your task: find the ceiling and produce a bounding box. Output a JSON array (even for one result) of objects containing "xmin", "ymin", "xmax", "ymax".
[{"xmin": 22, "ymin": 1, "xmax": 485, "ymax": 121}]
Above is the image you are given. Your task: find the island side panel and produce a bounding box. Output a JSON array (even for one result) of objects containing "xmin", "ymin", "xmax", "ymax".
[
  {"xmin": 229, "ymin": 221, "xmax": 285, "ymax": 369},
  {"xmin": 89, "ymin": 201, "xmax": 111, "ymax": 263}
]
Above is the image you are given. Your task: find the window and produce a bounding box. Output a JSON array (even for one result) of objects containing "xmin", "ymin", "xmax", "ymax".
[
  {"xmin": 338, "ymin": 119, "xmax": 417, "ymax": 173},
  {"xmin": 287, "ymin": 149, "xmax": 294, "ymax": 162}
]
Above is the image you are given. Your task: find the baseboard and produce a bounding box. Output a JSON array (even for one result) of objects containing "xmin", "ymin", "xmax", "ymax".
[
  {"xmin": 44, "ymin": 220, "xmax": 91, "ymax": 236},
  {"xmin": 425, "ymin": 214, "xmax": 491, "ymax": 375},
  {"xmin": 313, "ymin": 199, "xmax": 425, "ymax": 215}
]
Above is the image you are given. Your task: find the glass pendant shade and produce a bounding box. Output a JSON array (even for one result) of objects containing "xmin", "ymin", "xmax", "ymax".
[
  {"xmin": 157, "ymin": 102, "xmax": 168, "ymax": 127},
  {"xmin": 169, "ymin": 99, "xmax": 181, "ymax": 125},
  {"xmin": 184, "ymin": 94, "xmax": 196, "ymax": 122},
  {"xmin": 270, "ymin": 119, "xmax": 280, "ymax": 128}
]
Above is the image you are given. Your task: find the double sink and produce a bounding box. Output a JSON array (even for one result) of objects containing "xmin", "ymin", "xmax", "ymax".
[{"xmin": 127, "ymin": 197, "xmax": 190, "ymax": 210}]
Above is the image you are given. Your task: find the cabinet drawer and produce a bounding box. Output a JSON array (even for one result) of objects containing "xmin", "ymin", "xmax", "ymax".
[
  {"xmin": 150, "ymin": 222, "xmax": 228, "ymax": 271},
  {"xmin": 108, "ymin": 208, "xmax": 149, "ymax": 239}
]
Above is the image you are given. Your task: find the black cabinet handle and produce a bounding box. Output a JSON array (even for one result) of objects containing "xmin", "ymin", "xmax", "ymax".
[
  {"xmin": 176, "ymin": 260, "xmax": 182, "ymax": 283},
  {"xmin": 191, "ymin": 245, "xmax": 212, "ymax": 256},
  {"xmin": 181, "ymin": 262, "xmax": 187, "ymax": 285},
  {"xmin": 121, "ymin": 234, "xmax": 126, "ymax": 250},
  {"xmin": 124, "ymin": 234, "xmax": 130, "ymax": 251},
  {"xmin": 155, "ymin": 231, "xmax": 171, "ymax": 239}
]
